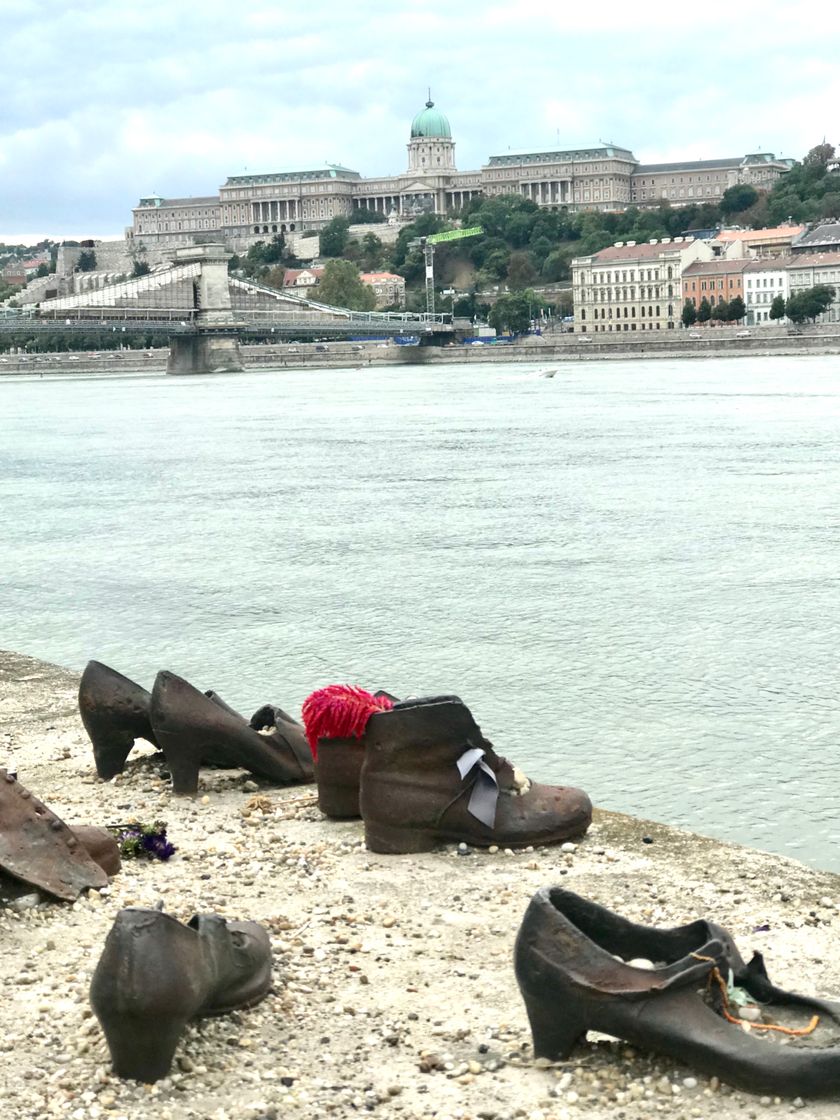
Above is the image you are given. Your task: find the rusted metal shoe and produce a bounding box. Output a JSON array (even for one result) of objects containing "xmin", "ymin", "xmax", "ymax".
[
  {"xmin": 301, "ymin": 687, "xmax": 400, "ymax": 819},
  {"xmin": 315, "ymin": 736, "xmax": 368, "ymax": 819},
  {"xmin": 149, "ymin": 671, "xmax": 313, "ymax": 795},
  {"xmin": 515, "ymin": 888, "xmax": 840, "ymax": 1097},
  {"xmin": 0, "ymin": 769, "xmax": 113, "ymax": 900},
  {"xmin": 360, "ymin": 697, "xmax": 591, "ymax": 853},
  {"xmin": 90, "ymin": 907, "xmax": 272, "ymax": 1082},
  {"xmin": 78, "ymin": 660, "xmax": 159, "ymax": 780}
]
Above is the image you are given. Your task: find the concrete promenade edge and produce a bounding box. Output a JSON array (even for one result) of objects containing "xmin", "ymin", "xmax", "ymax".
[{"xmin": 1, "ymin": 647, "xmax": 839, "ymax": 1119}]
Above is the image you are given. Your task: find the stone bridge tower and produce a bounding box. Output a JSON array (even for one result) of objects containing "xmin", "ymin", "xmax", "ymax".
[{"xmin": 166, "ymin": 243, "xmax": 244, "ymax": 374}]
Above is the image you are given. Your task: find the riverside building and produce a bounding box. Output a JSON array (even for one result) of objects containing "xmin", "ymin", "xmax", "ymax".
[
  {"xmin": 572, "ymin": 237, "xmax": 714, "ymax": 333},
  {"xmin": 128, "ymin": 99, "xmax": 793, "ymax": 254}
]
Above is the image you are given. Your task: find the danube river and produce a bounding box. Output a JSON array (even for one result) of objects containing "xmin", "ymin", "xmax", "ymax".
[{"xmin": 1, "ymin": 357, "xmax": 838, "ymax": 869}]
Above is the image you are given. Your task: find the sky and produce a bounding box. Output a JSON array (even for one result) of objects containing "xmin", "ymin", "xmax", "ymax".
[{"xmin": 2, "ymin": 0, "xmax": 839, "ymax": 243}]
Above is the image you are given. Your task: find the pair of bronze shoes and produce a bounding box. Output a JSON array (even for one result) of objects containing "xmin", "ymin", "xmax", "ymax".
[
  {"xmin": 90, "ymin": 905, "xmax": 272, "ymax": 1083},
  {"xmin": 308, "ymin": 689, "xmax": 592, "ymax": 854},
  {"xmin": 516, "ymin": 888, "xmax": 840, "ymax": 1098},
  {"xmin": 0, "ymin": 769, "xmax": 120, "ymax": 901},
  {"xmin": 78, "ymin": 661, "xmax": 313, "ymax": 795}
]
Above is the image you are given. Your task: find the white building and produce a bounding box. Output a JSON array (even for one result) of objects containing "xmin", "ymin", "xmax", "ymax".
[
  {"xmin": 787, "ymin": 252, "xmax": 840, "ymax": 323},
  {"xmin": 743, "ymin": 259, "xmax": 791, "ymax": 325},
  {"xmin": 571, "ymin": 236, "xmax": 714, "ymax": 334}
]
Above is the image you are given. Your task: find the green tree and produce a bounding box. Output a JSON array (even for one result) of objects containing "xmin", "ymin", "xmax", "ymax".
[
  {"xmin": 132, "ymin": 259, "xmax": 151, "ymax": 277},
  {"xmin": 76, "ymin": 249, "xmax": 97, "ymax": 272},
  {"xmin": 35, "ymin": 263, "xmax": 49, "ymax": 278},
  {"xmin": 720, "ymin": 184, "xmax": 759, "ymax": 218},
  {"xmin": 487, "ymin": 290, "xmax": 537, "ymax": 334},
  {"xmin": 541, "ymin": 249, "xmax": 570, "ymax": 282},
  {"xmin": 697, "ymin": 297, "xmax": 712, "ymax": 323},
  {"xmin": 785, "ymin": 293, "xmax": 807, "ymax": 323},
  {"xmin": 802, "ymin": 142, "xmax": 836, "ymax": 170},
  {"xmin": 681, "ymin": 299, "xmax": 697, "ymax": 327},
  {"xmin": 769, "ymin": 293, "xmax": 787, "ymax": 320},
  {"xmin": 727, "ymin": 295, "xmax": 746, "ymax": 322},
  {"xmin": 319, "ymin": 217, "xmax": 351, "ymax": 258},
  {"xmin": 360, "ymin": 232, "xmax": 384, "ymax": 271},
  {"xmin": 711, "ymin": 300, "xmax": 729, "ymax": 322},
  {"xmin": 794, "ymin": 283, "xmax": 837, "ymax": 321},
  {"xmin": 506, "ymin": 251, "xmax": 538, "ymax": 290},
  {"xmin": 316, "ymin": 259, "xmax": 376, "ymax": 311}
]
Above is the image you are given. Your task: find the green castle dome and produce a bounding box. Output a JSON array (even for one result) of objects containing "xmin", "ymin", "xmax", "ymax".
[{"xmin": 410, "ymin": 99, "xmax": 451, "ymax": 140}]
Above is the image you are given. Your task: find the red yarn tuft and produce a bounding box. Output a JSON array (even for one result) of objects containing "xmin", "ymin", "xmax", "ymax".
[{"xmin": 301, "ymin": 684, "xmax": 394, "ymax": 759}]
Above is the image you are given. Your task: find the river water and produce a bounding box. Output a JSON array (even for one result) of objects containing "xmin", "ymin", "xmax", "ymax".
[{"xmin": 1, "ymin": 357, "xmax": 838, "ymax": 870}]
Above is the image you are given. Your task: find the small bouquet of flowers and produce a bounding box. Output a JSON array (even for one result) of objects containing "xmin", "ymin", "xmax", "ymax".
[{"xmin": 107, "ymin": 820, "xmax": 176, "ymax": 861}]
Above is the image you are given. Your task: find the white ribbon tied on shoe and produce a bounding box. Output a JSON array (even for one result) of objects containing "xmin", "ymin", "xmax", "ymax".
[{"xmin": 456, "ymin": 746, "xmax": 499, "ymax": 829}]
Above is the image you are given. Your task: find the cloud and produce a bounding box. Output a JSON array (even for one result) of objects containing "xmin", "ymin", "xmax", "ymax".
[{"xmin": 1, "ymin": 0, "xmax": 837, "ymax": 236}]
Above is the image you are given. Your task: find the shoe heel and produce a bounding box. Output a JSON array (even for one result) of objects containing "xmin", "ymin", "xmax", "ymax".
[
  {"xmin": 91, "ymin": 733, "xmax": 134, "ymax": 780},
  {"xmin": 164, "ymin": 750, "xmax": 201, "ymax": 796},
  {"xmin": 522, "ymin": 992, "xmax": 588, "ymax": 1060},
  {"xmin": 364, "ymin": 821, "xmax": 437, "ymax": 854},
  {"xmin": 99, "ymin": 1011, "xmax": 188, "ymax": 1082}
]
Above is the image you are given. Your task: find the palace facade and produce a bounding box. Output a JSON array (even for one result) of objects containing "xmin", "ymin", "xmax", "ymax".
[{"xmin": 127, "ymin": 99, "xmax": 793, "ymax": 254}]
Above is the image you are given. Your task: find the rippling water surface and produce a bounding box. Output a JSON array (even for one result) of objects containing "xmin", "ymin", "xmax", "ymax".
[{"xmin": 1, "ymin": 357, "xmax": 838, "ymax": 868}]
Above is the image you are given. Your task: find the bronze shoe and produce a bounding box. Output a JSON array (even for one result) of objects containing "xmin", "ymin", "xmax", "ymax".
[
  {"xmin": 90, "ymin": 907, "xmax": 271, "ymax": 1082},
  {"xmin": 310, "ymin": 691, "xmax": 401, "ymax": 819},
  {"xmin": 78, "ymin": 660, "xmax": 159, "ymax": 780},
  {"xmin": 515, "ymin": 887, "xmax": 840, "ymax": 1097},
  {"xmin": 149, "ymin": 671, "xmax": 313, "ymax": 795},
  {"xmin": 360, "ymin": 696, "xmax": 591, "ymax": 853},
  {"xmin": 0, "ymin": 769, "xmax": 116, "ymax": 900}
]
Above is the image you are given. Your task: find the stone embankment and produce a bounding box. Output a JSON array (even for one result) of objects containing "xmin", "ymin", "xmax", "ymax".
[
  {"xmin": 2, "ymin": 649, "xmax": 840, "ymax": 1119},
  {"xmin": 2, "ymin": 326, "xmax": 840, "ymax": 377}
]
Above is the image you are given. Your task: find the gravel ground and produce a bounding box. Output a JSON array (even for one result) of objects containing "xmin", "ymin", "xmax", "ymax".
[{"xmin": 2, "ymin": 648, "xmax": 840, "ymax": 1120}]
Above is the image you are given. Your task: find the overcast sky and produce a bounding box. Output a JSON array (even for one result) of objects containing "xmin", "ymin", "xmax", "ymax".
[{"xmin": 2, "ymin": 0, "xmax": 838, "ymax": 243}]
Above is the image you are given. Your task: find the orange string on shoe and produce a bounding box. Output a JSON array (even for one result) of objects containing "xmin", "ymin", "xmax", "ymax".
[
  {"xmin": 301, "ymin": 685, "xmax": 394, "ymax": 760},
  {"xmin": 690, "ymin": 953, "xmax": 819, "ymax": 1037}
]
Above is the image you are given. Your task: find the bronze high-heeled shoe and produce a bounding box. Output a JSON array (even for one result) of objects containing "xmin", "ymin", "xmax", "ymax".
[
  {"xmin": 149, "ymin": 670, "xmax": 313, "ymax": 795},
  {"xmin": 90, "ymin": 907, "xmax": 271, "ymax": 1082},
  {"xmin": 78, "ymin": 660, "xmax": 159, "ymax": 780},
  {"xmin": 515, "ymin": 887, "xmax": 840, "ymax": 1098}
]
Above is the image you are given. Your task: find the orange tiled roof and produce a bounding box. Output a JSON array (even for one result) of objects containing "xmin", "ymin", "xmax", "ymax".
[
  {"xmin": 682, "ymin": 259, "xmax": 752, "ymax": 276},
  {"xmin": 714, "ymin": 226, "xmax": 805, "ymax": 243},
  {"xmin": 743, "ymin": 256, "xmax": 796, "ymax": 271}
]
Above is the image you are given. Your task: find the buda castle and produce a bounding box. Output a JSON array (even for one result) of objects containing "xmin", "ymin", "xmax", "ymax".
[{"xmin": 128, "ymin": 99, "xmax": 792, "ymax": 254}]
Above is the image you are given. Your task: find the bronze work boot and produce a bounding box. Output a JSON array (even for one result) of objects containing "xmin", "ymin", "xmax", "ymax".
[
  {"xmin": 78, "ymin": 660, "xmax": 159, "ymax": 780},
  {"xmin": 149, "ymin": 671, "xmax": 313, "ymax": 795},
  {"xmin": 360, "ymin": 697, "xmax": 591, "ymax": 853},
  {"xmin": 90, "ymin": 907, "xmax": 272, "ymax": 1082},
  {"xmin": 0, "ymin": 769, "xmax": 116, "ymax": 900}
]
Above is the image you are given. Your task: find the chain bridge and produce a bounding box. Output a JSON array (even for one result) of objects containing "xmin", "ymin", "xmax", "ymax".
[{"xmin": 0, "ymin": 244, "xmax": 453, "ymax": 373}]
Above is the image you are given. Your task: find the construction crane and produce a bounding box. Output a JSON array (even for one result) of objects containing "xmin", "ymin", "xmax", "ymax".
[{"xmin": 410, "ymin": 226, "xmax": 483, "ymax": 315}]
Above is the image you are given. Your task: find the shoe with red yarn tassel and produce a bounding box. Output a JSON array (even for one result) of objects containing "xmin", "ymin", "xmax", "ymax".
[{"xmin": 302, "ymin": 686, "xmax": 398, "ymax": 818}]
